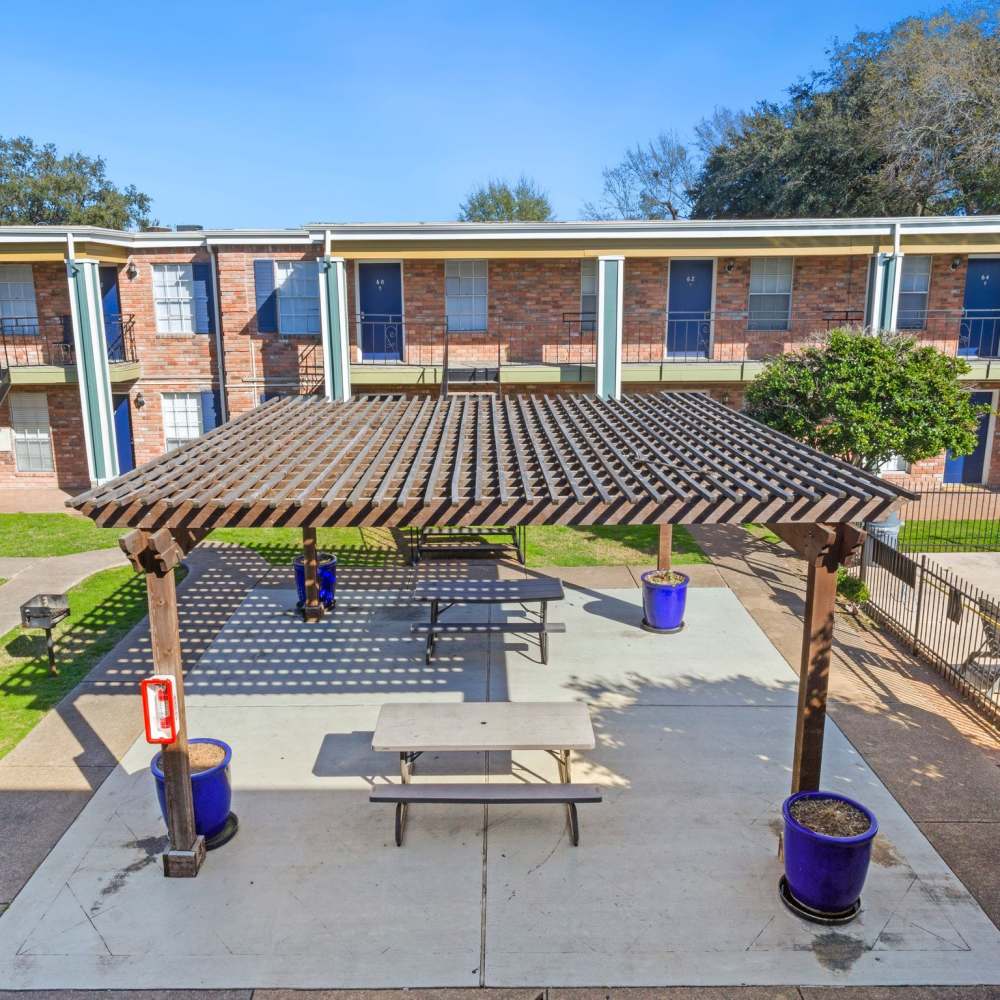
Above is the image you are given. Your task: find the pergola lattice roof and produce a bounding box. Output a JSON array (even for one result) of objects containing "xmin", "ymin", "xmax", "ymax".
[{"xmin": 70, "ymin": 392, "xmax": 910, "ymax": 531}]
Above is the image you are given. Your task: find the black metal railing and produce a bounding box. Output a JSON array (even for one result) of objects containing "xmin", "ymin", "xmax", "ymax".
[
  {"xmin": 0, "ymin": 313, "xmax": 137, "ymax": 368},
  {"xmin": 891, "ymin": 482, "xmax": 1000, "ymax": 554},
  {"xmin": 849, "ymin": 536, "xmax": 1000, "ymax": 725}
]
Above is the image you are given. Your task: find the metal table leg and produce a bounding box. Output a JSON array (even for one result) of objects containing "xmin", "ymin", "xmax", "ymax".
[{"xmin": 541, "ymin": 600, "xmax": 549, "ymax": 664}]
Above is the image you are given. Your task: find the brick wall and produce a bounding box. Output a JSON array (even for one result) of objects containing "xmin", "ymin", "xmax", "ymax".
[
  {"xmin": 622, "ymin": 259, "xmax": 669, "ymax": 363},
  {"xmin": 0, "ymin": 388, "xmax": 89, "ymax": 489}
]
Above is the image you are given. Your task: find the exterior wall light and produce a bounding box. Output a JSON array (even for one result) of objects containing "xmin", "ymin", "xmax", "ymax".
[
  {"xmin": 126, "ymin": 260, "xmax": 139, "ymax": 280},
  {"xmin": 724, "ymin": 260, "xmax": 735, "ymax": 274},
  {"xmin": 134, "ymin": 392, "xmax": 145, "ymax": 409},
  {"xmin": 950, "ymin": 257, "xmax": 962, "ymax": 271}
]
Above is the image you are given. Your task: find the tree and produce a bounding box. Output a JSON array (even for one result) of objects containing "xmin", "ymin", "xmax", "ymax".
[
  {"xmin": 743, "ymin": 329, "xmax": 990, "ymax": 473},
  {"xmin": 459, "ymin": 177, "xmax": 553, "ymax": 222},
  {"xmin": 689, "ymin": 8, "xmax": 1000, "ymax": 218},
  {"xmin": 0, "ymin": 136, "xmax": 153, "ymax": 229},
  {"xmin": 583, "ymin": 131, "xmax": 695, "ymax": 220}
]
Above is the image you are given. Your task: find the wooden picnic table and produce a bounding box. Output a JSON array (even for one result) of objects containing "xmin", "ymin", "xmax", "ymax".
[
  {"xmin": 411, "ymin": 576, "xmax": 566, "ymax": 664},
  {"xmin": 370, "ymin": 701, "xmax": 601, "ymax": 846}
]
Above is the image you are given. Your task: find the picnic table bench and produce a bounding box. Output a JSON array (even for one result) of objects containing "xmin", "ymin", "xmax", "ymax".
[
  {"xmin": 370, "ymin": 702, "xmax": 601, "ymax": 846},
  {"xmin": 408, "ymin": 525, "xmax": 526, "ymax": 565},
  {"xmin": 411, "ymin": 577, "xmax": 565, "ymax": 664}
]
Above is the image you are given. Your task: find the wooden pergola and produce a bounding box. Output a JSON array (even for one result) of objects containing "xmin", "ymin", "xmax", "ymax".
[{"xmin": 69, "ymin": 391, "xmax": 911, "ymax": 876}]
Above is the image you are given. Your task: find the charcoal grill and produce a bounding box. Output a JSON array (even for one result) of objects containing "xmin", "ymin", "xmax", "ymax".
[{"xmin": 20, "ymin": 593, "xmax": 70, "ymax": 675}]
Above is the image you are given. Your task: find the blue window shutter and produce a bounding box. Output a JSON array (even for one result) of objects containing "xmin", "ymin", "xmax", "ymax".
[
  {"xmin": 254, "ymin": 260, "xmax": 278, "ymax": 333},
  {"xmin": 192, "ymin": 262, "xmax": 215, "ymax": 335},
  {"xmin": 200, "ymin": 390, "xmax": 220, "ymax": 431}
]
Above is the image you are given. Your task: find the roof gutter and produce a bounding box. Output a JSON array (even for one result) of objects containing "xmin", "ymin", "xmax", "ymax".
[{"xmin": 207, "ymin": 244, "xmax": 229, "ymax": 423}]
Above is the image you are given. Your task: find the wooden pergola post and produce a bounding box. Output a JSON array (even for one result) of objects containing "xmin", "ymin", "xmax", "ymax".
[
  {"xmin": 121, "ymin": 528, "xmax": 205, "ymax": 877},
  {"xmin": 767, "ymin": 522, "xmax": 864, "ymax": 794},
  {"xmin": 301, "ymin": 526, "xmax": 323, "ymax": 622},
  {"xmin": 657, "ymin": 524, "xmax": 673, "ymax": 572}
]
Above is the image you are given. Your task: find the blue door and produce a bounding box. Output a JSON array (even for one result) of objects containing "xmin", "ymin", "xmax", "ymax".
[
  {"xmin": 944, "ymin": 391, "xmax": 993, "ymax": 483},
  {"xmin": 358, "ymin": 263, "xmax": 403, "ymax": 361},
  {"xmin": 112, "ymin": 394, "xmax": 135, "ymax": 475},
  {"xmin": 959, "ymin": 258, "xmax": 1000, "ymax": 358},
  {"xmin": 99, "ymin": 266, "xmax": 122, "ymax": 349},
  {"xmin": 667, "ymin": 260, "xmax": 713, "ymax": 357}
]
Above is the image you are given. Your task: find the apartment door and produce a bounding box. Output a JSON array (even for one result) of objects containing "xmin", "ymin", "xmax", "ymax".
[
  {"xmin": 357, "ymin": 263, "xmax": 404, "ymax": 361},
  {"xmin": 960, "ymin": 258, "xmax": 1000, "ymax": 357},
  {"xmin": 666, "ymin": 260, "xmax": 713, "ymax": 357},
  {"xmin": 99, "ymin": 266, "xmax": 122, "ymax": 349},
  {"xmin": 943, "ymin": 390, "xmax": 994, "ymax": 484},
  {"xmin": 112, "ymin": 394, "xmax": 135, "ymax": 475}
]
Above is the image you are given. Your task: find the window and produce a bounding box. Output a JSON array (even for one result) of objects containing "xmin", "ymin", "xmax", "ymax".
[
  {"xmin": 879, "ymin": 454, "xmax": 911, "ymax": 475},
  {"xmin": 748, "ymin": 258, "xmax": 793, "ymax": 331},
  {"xmin": 580, "ymin": 260, "xmax": 598, "ymax": 333},
  {"xmin": 0, "ymin": 265, "xmax": 39, "ymax": 335},
  {"xmin": 152, "ymin": 264, "xmax": 196, "ymax": 334},
  {"xmin": 897, "ymin": 255, "xmax": 931, "ymax": 330},
  {"xmin": 274, "ymin": 261, "xmax": 320, "ymax": 334},
  {"xmin": 445, "ymin": 261, "xmax": 487, "ymax": 332},
  {"xmin": 10, "ymin": 393, "xmax": 53, "ymax": 472},
  {"xmin": 162, "ymin": 393, "xmax": 203, "ymax": 452}
]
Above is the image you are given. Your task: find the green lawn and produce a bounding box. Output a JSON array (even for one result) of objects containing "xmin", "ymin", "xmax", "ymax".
[
  {"xmin": 0, "ymin": 565, "xmax": 182, "ymax": 760},
  {"xmin": 899, "ymin": 518, "xmax": 1000, "ymax": 553},
  {"xmin": 208, "ymin": 524, "xmax": 707, "ymax": 567},
  {"xmin": 0, "ymin": 514, "xmax": 127, "ymax": 558}
]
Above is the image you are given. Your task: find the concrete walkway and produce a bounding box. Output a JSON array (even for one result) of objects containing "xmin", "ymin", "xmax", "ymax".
[
  {"xmin": 0, "ymin": 548, "xmax": 129, "ymax": 634},
  {"xmin": 690, "ymin": 524, "xmax": 1000, "ymax": 931}
]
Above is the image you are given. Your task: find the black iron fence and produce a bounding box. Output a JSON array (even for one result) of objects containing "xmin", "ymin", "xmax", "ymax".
[
  {"xmin": 0, "ymin": 314, "xmax": 137, "ymax": 368},
  {"xmin": 851, "ymin": 536, "xmax": 1000, "ymax": 725},
  {"xmin": 893, "ymin": 483, "xmax": 1000, "ymax": 553}
]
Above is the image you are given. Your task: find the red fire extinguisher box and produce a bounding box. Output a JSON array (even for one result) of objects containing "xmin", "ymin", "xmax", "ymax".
[{"xmin": 140, "ymin": 675, "xmax": 179, "ymax": 744}]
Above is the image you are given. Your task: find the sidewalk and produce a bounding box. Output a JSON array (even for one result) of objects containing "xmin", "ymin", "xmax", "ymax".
[
  {"xmin": 0, "ymin": 548, "xmax": 129, "ymax": 634},
  {"xmin": 690, "ymin": 523, "xmax": 1000, "ymax": 929}
]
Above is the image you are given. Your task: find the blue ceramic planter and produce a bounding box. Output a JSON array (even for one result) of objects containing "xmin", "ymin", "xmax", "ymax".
[
  {"xmin": 152, "ymin": 737, "xmax": 233, "ymax": 841},
  {"xmin": 783, "ymin": 790, "xmax": 878, "ymax": 913},
  {"xmin": 640, "ymin": 570, "xmax": 689, "ymax": 632},
  {"xmin": 294, "ymin": 552, "xmax": 337, "ymax": 608}
]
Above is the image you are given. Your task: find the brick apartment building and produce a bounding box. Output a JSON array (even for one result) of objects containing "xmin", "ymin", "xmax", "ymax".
[{"xmin": 0, "ymin": 217, "xmax": 997, "ymax": 493}]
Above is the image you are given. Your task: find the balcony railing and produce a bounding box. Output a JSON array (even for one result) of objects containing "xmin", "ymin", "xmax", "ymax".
[{"xmin": 0, "ymin": 314, "xmax": 138, "ymax": 369}]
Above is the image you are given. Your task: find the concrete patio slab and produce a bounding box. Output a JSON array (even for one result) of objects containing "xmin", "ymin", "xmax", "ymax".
[{"xmin": 0, "ymin": 581, "xmax": 998, "ymax": 990}]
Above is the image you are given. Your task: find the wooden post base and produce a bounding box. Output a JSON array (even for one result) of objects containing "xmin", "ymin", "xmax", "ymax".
[
  {"xmin": 301, "ymin": 603, "xmax": 324, "ymax": 622},
  {"xmin": 162, "ymin": 835, "xmax": 206, "ymax": 878}
]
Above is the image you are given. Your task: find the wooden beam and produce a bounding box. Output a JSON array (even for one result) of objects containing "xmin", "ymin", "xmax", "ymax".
[
  {"xmin": 767, "ymin": 522, "xmax": 837, "ymax": 564},
  {"xmin": 301, "ymin": 526, "xmax": 323, "ymax": 622},
  {"xmin": 144, "ymin": 551, "xmax": 204, "ymax": 876},
  {"xmin": 657, "ymin": 524, "xmax": 673, "ymax": 571}
]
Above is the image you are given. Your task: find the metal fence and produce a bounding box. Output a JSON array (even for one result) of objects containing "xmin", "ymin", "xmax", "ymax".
[
  {"xmin": 894, "ymin": 483, "xmax": 1000, "ymax": 553},
  {"xmin": 853, "ymin": 536, "xmax": 1000, "ymax": 725}
]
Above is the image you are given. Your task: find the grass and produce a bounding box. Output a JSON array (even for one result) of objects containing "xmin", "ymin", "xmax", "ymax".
[
  {"xmin": 208, "ymin": 524, "xmax": 708, "ymax": 568},
  {"xmin": 899, "ymin": 518, "xmax": 1000, "ymax": 553},
  {"xmin": 743, "ymin": 523, "xmax": 783, "ymax": 545},
  {"xmin": 0, "ymin": 565, "xmax": 183, "ymax": 760},
  {"xmin": 0, "ymin": 514, "xmax": 127, "ymax": 558}
]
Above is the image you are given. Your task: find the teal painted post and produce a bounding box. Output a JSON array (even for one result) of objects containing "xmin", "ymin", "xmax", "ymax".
[
  {"xmin": 865, "ymin": 253, "xmax": 902, "ymax": 333},
  {"xmin": 319, "ymin": 256, "xmax": 351, "ymax": 401},
  {"xmin": 596, "ymin": 256, "xmax": 623, "ymax": 399},
  {"xmin": 66, "ymin": 258, "xmax": 118, "ymax": 483}
]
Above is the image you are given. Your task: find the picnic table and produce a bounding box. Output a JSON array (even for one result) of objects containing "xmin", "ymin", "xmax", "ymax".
[
  {"xmin": 411, "ymin": 576, "xmax": 566, "ymax": 664},
  {"xmin": 370, "ymin": 701, "xmax": 602, "ymax": 846},
  {"xmin": 408, "ymin": 525, "xmax": 526, "ymax": 565}
]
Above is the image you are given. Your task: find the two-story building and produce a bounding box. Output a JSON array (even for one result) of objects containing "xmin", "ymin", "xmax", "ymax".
[{"xmin": 0, "ymin": 216, "xmax": 998, "ymax": 493}]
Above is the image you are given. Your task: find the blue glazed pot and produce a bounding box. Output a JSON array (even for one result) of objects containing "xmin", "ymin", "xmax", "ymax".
[
  {"xmin": 641, "ymin": 570, "xmax": 689, "ymax": 631},
  {"xmin": 152, "ymin": 737, "xmax": 233, "ymax": 841},
  {"xmin": 294, "ymin": 552, "xmax": 337, "ymax": 608},
  {"xmin": 783, "ymin": 790, "xmax": 878, "ymax": 913}
]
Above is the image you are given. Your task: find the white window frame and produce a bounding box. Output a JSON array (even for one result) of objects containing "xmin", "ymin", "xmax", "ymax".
[
  {"xmin": 152, "ymin": 264, "xmax": 196, "ymax": 335},
  {"xmin": 878, "ymin": 454, "xmax": 911, "ymax": 475},
  {"xmin": 10, "ymin": 392, "xmax": 54, "ymax": 472},
  {"xmin": 897, "ymin": 255, "xmax": 932, "ymax": 331},
  {"xmin": 580, "ymin": 260, "xmax": 598, "ymax": 334},
  {"xmin": 445, "ymin": 260, "xmax": 488, "ymax": 333},
  {"xmin": 748, "ymin": 257, "xmax": 794, "ymax": 332},
  {"xmin": 273, "ymin": 260, "xmax": 321, "ymax": 336},
  {"xmin": 0, "ymin": 265, "xmax": 40, "ymax": 335},
  {"xmin": 161, "ymin": 392, "xmax": 204, "ymax": 452}
]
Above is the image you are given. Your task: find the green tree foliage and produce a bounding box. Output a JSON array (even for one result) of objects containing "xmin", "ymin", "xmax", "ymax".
[
  {"xmin": 0, "ymin": 136, "xmax": 153, "ymax": 229},
  {"xmin": 459, "ymin": 177, "xmax": 553, "ymax": 222},
  {"xmin": 744, "ymin": 329, "xmax": 991, "ymax": 472},
  {"xmin": 690, "ymin": 9, "xmax": 1000, "ymax": 218}
]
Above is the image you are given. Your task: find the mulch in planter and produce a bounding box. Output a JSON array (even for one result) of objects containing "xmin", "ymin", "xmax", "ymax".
[{"xmin": 790, "ymin": 796, "xmax": 870, "ymax": 838}]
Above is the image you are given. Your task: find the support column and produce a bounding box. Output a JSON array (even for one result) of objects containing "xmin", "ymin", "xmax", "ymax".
[
  {"xmin": 596, "ymin": 256, "xmax": 624, "ymax": 400},
  {"xmin": 657, "ymin": 524, "xmax": 673, "ymax": 571},
  {"xmin": 319, "ymin": 255, "xmax": 351, "ymax": 401},
  {"xmin": 864, "ymin": 252, "xmax": 903, "ymax": 333},
  {"xmin": 301, "ymin": 526, "xmax": 323, "ymax": 622},
  {"xmin": 66, "ymin": 257, "xmax": 118, "ymax": 483}
]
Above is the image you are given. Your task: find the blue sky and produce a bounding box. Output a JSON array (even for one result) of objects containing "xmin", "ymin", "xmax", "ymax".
[{"xmin": 4, "ymin": 0, "xmax": 926, "ymax": 228}]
